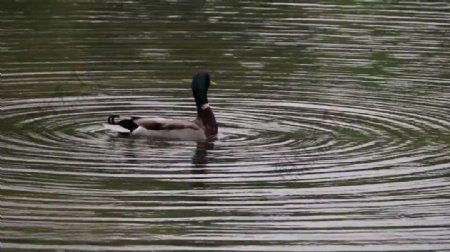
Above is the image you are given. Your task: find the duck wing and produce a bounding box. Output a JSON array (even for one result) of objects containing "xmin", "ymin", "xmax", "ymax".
[{"xmin": 135, "ymin": 118, "xmax": 201, "ymax": 131}]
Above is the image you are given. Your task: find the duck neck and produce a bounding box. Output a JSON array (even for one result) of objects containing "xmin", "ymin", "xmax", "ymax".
[
  {"xmin": 199, "ymin": 103, "xmax": 210, "ymax": 111},
  {"xmin": 197, "ymin": 103, "xmax": 218, "ymax": 137},
  {"xmin": 193, "ymin": 91, "xmax": 208, "ymax": 112}
]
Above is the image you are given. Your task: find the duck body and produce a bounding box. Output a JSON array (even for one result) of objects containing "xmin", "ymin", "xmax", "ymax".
[{"xmin": 104, "ymin": 72, "xmax": 218, "ymax": 141}]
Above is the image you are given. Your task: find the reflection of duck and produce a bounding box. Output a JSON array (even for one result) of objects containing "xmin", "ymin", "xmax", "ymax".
[
  {"xmin": 191, "ymin": 142, "xmax": 214, "ymax": 189},
  {"xmin": 104, "ymin": 72, "xmax": 218, "ymax": 141}
]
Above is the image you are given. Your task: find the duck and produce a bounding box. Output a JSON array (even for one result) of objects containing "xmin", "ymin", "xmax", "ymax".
[{"xmin": 103, "ymin": 71, "xmax": 218, "ymax": 141}]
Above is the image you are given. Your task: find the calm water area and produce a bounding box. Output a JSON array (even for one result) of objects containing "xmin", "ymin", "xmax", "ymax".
[{"xmin": 1, "ymin": 1, "xmax": 449, "ymax": 251}]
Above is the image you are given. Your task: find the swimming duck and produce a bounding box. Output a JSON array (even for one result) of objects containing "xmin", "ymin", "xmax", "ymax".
[{"xmin": 104, "ymin": 71, "xmax": 218, "ymax": 141}]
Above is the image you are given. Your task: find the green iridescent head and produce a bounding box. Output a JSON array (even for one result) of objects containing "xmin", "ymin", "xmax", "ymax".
[{"xmin": 191, "ymin": 71, "xmax": 216, "ymax": 110}]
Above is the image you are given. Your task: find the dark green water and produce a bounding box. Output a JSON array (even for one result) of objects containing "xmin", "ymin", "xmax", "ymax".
[{"xmin": 1, "ymin": 1, "xmax": 449, "ymax": 251}]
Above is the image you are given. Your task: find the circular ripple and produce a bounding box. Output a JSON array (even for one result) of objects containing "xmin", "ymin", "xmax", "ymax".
[{"xmin": 1, "ymin": 88, "xmax": 449, "ymax": 187}]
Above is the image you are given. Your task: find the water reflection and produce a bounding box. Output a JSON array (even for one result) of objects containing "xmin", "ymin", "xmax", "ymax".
[{"xmin": 191, "ymin": 142, "xmax": 214, "ymax": 189}]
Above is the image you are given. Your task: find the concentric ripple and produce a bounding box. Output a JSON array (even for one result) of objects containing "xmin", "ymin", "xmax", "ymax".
[{"xmin": 1, "ymin": 90, "xmax": 449, "ymax": 183}]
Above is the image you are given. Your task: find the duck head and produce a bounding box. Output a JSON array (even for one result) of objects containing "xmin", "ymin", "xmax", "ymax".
[{"xmin": 192, "ymin": 71, "xmax": 216, "ymax": 111}]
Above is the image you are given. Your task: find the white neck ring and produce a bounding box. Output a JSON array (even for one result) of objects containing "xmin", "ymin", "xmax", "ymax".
[{"xmin": 201, "ymin": 103, "xmax": 210, "ymax": 110}]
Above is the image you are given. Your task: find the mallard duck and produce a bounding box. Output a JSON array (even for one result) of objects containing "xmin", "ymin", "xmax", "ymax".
[{"xmin": 103, "ymin": 71, "xmax": 218, "ymax": 141}]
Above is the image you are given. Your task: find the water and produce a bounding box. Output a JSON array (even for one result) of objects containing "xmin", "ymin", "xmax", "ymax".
[{"xmin": 1, "ymin": 1, "xmax": 449, "ymax": 251}]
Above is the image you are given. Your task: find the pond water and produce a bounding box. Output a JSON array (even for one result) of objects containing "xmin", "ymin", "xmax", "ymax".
[{"xmin": 1, "ymin": 1, "xmax": 449, "ymax": 251}]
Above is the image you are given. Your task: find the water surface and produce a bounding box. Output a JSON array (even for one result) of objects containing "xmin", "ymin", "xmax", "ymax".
[{"xmin": 1, "ymin": 1, "xmax": 449, "ymax": 251}]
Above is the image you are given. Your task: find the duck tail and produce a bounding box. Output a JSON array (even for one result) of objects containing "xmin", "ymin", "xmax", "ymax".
[
  {"xmin": 106, "ymin": 115, "xmax": 139, "ymax": 133},
  {"xmin": 108, "ymin": 115, "xmax": 120, "ymax": 125}
]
